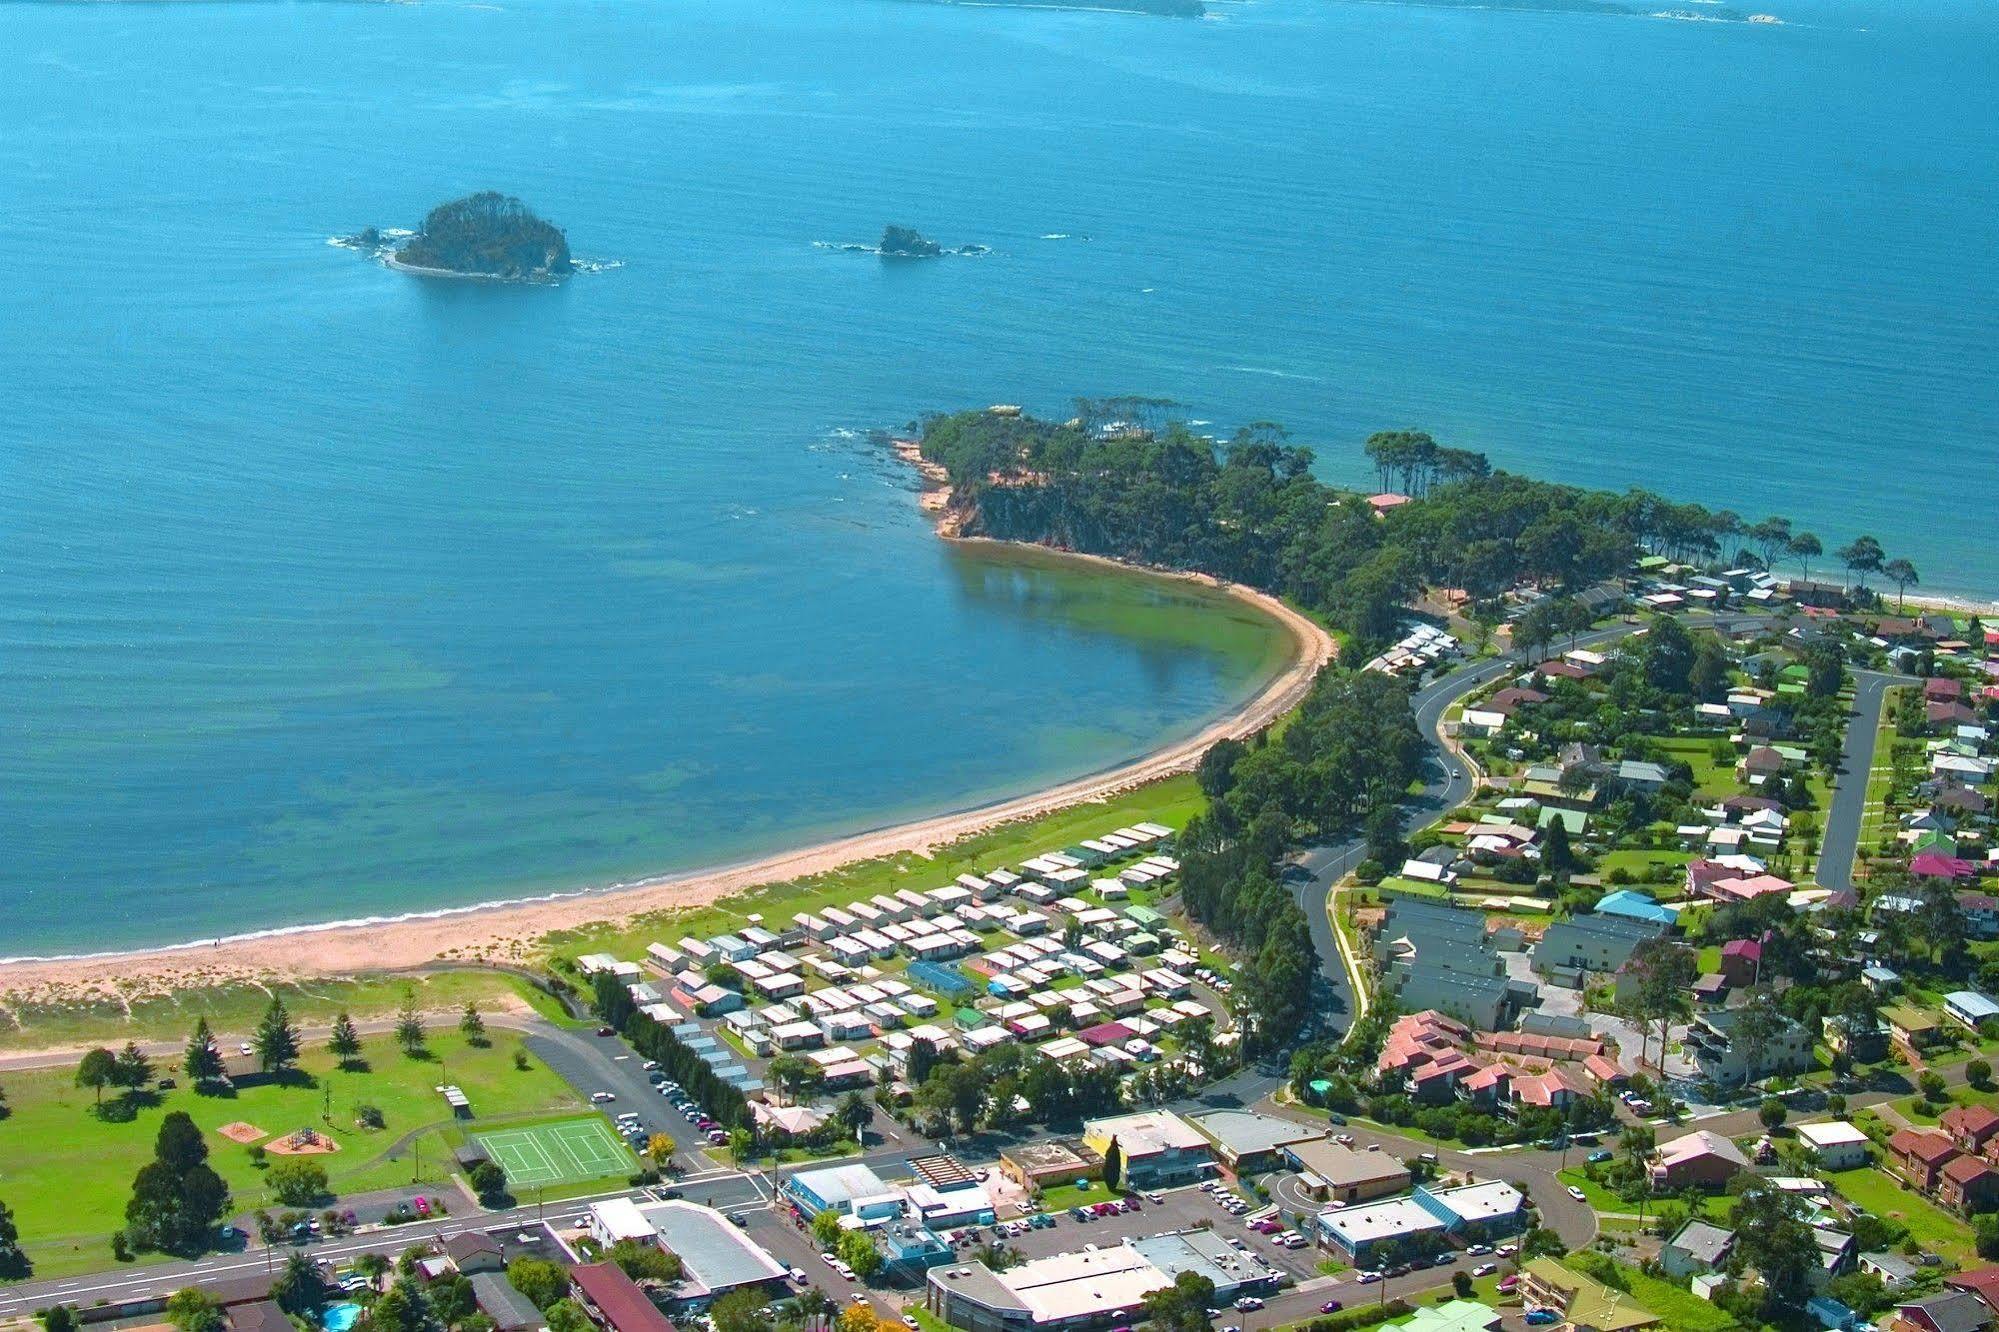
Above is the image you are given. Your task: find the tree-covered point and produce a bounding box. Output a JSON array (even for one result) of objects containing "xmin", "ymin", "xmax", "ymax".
[
  {"xmin": 917, "ymin": 403, "xmax": 1885, "ymax": 649},
  {"xmin": 394, "ymin": 193, "xmax": 573, "ymax": 281}
]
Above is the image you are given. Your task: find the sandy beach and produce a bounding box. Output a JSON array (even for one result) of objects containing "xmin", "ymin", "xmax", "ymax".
[{"xmin": 0, "ymin": 464, "xmax": 1333, "ymax": 1007}]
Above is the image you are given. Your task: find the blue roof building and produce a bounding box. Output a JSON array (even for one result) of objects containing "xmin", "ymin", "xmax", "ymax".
[{"xmin": 1595, "ymin": 890, "xmax": 1680, "ymax": 927}]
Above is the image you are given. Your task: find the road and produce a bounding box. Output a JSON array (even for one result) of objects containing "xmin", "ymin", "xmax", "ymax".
[
  {"xmin": 1289, "ymin": 615, "xmax": 1756, "ymax": 1040},
  {"xmin": 1816, "ymin": 668, "xmax": 1912, "ymax": 893}
]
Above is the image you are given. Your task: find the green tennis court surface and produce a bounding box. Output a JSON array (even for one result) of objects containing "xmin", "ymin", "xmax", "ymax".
[{"xmin": 476, "ymin": 1117, "xmax": 633, "ymax": 1187}]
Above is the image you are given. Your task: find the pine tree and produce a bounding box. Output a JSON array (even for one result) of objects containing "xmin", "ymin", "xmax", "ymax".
[
  {"xmin": 394, "ymin": 988, "xmax": 426, "ymax": 1055},
  {"xmin": 328, "ymin": 1012, "xmax": 362, "ymax": 1064},
  {"xmin": 183, "ymin": 1019, "xmax": 223, "ymax": 1085},
  {"xmin": 458, "ymin": 1003, "xmax": 487, "ymax": 1045},
  {"xmin": 113, "ymin": 1043, "xmax": 154, "ymax": 1098},
  {"xmin": 253, "ymin": 997, "xmax": 300, "ymax": 1075}
]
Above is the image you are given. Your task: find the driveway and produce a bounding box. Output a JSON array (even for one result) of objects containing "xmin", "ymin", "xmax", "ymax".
[{"xmin": 1817, "ymin": 668, "xmax": 1912, "ymax": 892}]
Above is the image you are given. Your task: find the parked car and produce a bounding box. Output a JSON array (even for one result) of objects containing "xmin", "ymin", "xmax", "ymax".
[
  {"xmin": 1525, "ymin": 1312, "xmax": 1559, "ymax": 1326},
  {"xmin": 1587, "ymin": 1150, "xmax": 1613, "ymax": 1164},
  {"xmin": 1320, "ymin": 1302, "xmax": 1344, "ymax": 1314},
  {"xmin": 1472, "ymin": 1264, "xmax": 1497, "ymax": 1277},
  {"xmin": 1465, "ymin": 1244, "xmax": 1492, "ymax": 1256},
  {"xmin": 1355, "ymin": 1272, "xmax": 1381, "ymax": 1285},
  {"xmin": 1233, "ymin": 1297, "xmax": 1263, "ymax": 1312},
  {"xmin": 596, "ymin": 1026, "xmax": 616, "ymax": 1037},
  {"xmin": 590, "ymin": 1091, "xmax": 616, "ymax": 1103},
  {"xmin": 1566, "ymin": 1186, "xmax": 1588, "ymax": 1202},
  {"xmin": 1497, "ymin": 1275, "xmax": 1520, "ymax": 1294}
]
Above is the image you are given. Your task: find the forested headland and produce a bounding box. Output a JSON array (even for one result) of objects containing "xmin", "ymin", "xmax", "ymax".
[
  {"xmin": 917, "ymin": 400, "xmax": 1850, "ymax": 652},
  {"xmin": 912, "ymin": 400, "xmax": 1862, "ymax": 1059}
]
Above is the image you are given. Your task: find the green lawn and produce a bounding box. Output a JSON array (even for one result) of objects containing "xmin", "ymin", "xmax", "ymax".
[
  {"xmin": 1038, "ymin": 1180, "xmax": 1112, "ymax": 1210},
  {"xmin": 0, "ymin": 968, "xmax": 566, "ymax": 1055},
  {"xmin": 1654, "ymin": 737, "xmax": 1735, "ymax": 797},
  {"xmin": 1829, "ymin": 1166, "xmax": 1978, "ymax": 1264},
  {"xmin": 0, "ymin": 1028, "xmax": 582, "ymax": 1278},
  {"xmin": 542, "ymin": 776, "xmax": 1207, "ymax": 967}
]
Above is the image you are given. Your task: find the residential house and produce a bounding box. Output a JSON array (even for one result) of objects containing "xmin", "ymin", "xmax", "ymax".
[
  {"xmin": 1533, "ymin": 913, "xmax": 1666, "ymax": 985},
  {"xmin": 1889, "ymin": 1129, "xmax": 1961, "ymax": 1192},
  {"xmin": 1949, "ymin": 992, "xmax": 1999, "ymax": 1032},
  {"xmin": 1796, "ymin": 1121, "xmax": 1872, "ymax": 1171},
  {"xmin": 1945, "ymin": 1270, "xmax": 1999, "ymax": 1320},
  {"xmin": 1943, "ymin": 1106, "xmax": 1999, "ymax": 1158},
  {"xmin": 1519, "ymin": 1258, "xmax": 1660, "ymax": 1332},
  {"xmin": 1661, "ymin": 1220, "xmax": 1736, "ymax": 1279},
  {"xmin": 1893, "ymin": 1291, "xmax": 1995, "ymax": 1332},
  {"xmin": 1940, "ymin": 1156, "xmax": 1999, "ymax": 1214},
  {"xmin": 1682, "ymin": 1006, "xmax": 1814, "ymax": 1086},
  {"xmin": 1650, "ymin": 1130, "xmax": 1749, "ymax": 1191}
]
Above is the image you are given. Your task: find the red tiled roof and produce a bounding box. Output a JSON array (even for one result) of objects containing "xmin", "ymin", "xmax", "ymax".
[
  {"xmin": 570, "ymin": 1263, "xmax": 676, "ymax": 1332},
  {"xmin": 1945, "ymin": 1106, "xmax": 1999, "ymax": 1140},
  {"xmin": 1945, "ymin": 1155, "xmax": 1999, "ymax": 1185},
  {"xmin": 1892, "ymin": 1128, "xmax": 1962, "ymax": 1166}
]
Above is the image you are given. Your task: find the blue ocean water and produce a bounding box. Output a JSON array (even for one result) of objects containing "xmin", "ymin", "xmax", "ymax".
[{"xmin": 1, "ymin": 0, "xmax": 1993, "ymax": 952}]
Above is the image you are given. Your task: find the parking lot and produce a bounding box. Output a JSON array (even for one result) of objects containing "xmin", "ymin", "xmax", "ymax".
[{"xmin": 947, "ymin": 1181, "xmax": 1323, "ymax": 1285}]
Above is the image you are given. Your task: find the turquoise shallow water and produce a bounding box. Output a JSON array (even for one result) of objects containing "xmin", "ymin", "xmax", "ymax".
[{"xmin": 1, "ymin": 0, "xmax": 1993, "ymax": 952}]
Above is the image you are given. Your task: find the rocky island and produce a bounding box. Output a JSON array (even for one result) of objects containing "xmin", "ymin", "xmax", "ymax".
[
  {"xmin": 876, "ymin": 224, "xmax": 988, "ymax": 258},
  {"xmin": 385, "ymin": 192, "xmax": 573, "ymax": 282},
  {"xmin": 880, "ymin": 224, "xmax": 945, "ymax": 258}
]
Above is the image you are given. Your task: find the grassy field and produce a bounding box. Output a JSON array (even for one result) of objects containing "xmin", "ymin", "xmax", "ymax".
[
  {"xmin": 0, "ymin": 969, "xmax": 566, "ymax": 1055},
  {"xmin": 541, "ymin": 776, "xmax": 1208, "ymax": 967},
  {"xmin": 1829, "ymin": 1165, "xmax": 1978, "ymax": 1264},
  {"xmin": 0, "ymin": 1028, "xmax": 584, "ymax": 1277}
]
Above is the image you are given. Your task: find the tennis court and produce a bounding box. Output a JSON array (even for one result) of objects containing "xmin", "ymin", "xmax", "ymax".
[{"xmin": 475, "ymin": 1117, "xmax": 633, "ymax": 1187}]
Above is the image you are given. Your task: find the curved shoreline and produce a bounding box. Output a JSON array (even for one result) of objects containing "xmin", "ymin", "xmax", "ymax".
[{"xmin": 0, "ymin": 537, "xmax": 1332, "ymax": 1004}]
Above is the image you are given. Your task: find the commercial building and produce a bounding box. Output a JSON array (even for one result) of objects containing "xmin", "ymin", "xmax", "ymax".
[
  {"xmin": 1190, "ymin": 1110, "xmax": 1325, "ymax": 1176},
  {"xmin": 1127, "ymin": 1231, "xmax": 1273, "ymax": 1301},
  {"xmin": 1314, "ymin": 1196, "xmax": 1447, "ymax": 1265},
  {"xmin": 582, "ymin": 1200, "xmax": 788, "ymax": 1310},
  {"xmin": 784, "ymin": 1162, "xmax": 904, "ymax": 1220},
  {"xmin": 1410, "ymin": 1181, "xmax": 1526, "ymax": 1244},
  {"xmin": 1281, "ymin": 1138, "xmax": 1411, "ymax": 1205},
  {"xmin": 1080, "ymin": 1111, "xmax": 1214, "ymax": 1187},
  {"xmin": 999, "ymin": 1141, "xmax": 1099, "ymax": 1192},
  {"xmin": 926, "ymin": 1246, "xmax": 1166, "ymax": 1332}
]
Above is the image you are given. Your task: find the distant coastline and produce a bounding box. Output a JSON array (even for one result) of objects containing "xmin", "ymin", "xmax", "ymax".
[{"xmin": 0, "ymin": 510, "xmax": 1330, "ymax": 1003}]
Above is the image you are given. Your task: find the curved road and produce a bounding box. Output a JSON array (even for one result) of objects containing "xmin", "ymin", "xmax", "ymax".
[{"xmin": 1290, "ymin": 614, "xmax": 1755, "ymax": 1040}]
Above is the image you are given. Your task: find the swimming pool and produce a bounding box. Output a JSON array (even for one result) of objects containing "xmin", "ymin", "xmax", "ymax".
[{"xmin": 322, "ymin": 1303, "xmax": 362, "ymax": 1332}]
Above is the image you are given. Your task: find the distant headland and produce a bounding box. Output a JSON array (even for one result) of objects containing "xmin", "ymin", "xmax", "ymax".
[{"xmin": 347, "ymin": 192, "xmax": 573, "ymax": 282}]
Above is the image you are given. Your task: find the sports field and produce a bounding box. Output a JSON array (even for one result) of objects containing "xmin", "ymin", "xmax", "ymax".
[{"xmin": 477, "ymin": 1116, "xmax": 634, "ymax": 1187}]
